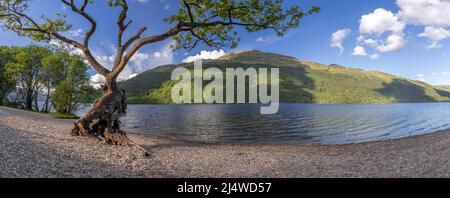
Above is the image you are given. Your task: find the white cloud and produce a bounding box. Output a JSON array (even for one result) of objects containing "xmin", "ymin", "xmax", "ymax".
[
  {"xmin": 359, "ymin": 8, "xmax": 405, "ymax": 35},
  {"xmin": 364, "ymin": 39, "xmax": 379, "ymax": 47},
  {"xmin": 430, "ymin": 72, "xmax": 450, "ymax": 76},
  {"xmin": 417, "ymin": 73, "xmax": 426, "ymax": 82},
  {"xmin": 128, "ymin": 74, "xmax": 138, "ymax": 79},
  {"xmin": 49, "ymin": 40, "xmax": 84, "ymax": 56},
  {"xmin": 137, "ymin": 41, "xmax": 175, "ymax": 69},
  {"xmin": 377, "ymin": 34, "xmax": 405, "ymax": 52},
  {"xmin": 370, "ymin": 53, "xmax": 380, "ymax": 60},
  {"xmin": 418, "ymin": 26, "xmax": 450, "ymax": 49},
  {"xmin": 356, "ymin": 8, "xmax": 406, "ymax": 56},
  {"xmin": 256, "ymin": 37, "xmax": 271, "ymax": 43},
  {"xmin": 330, "ymin": 29, "xmax": 351, "ymax": 55},
  {"xmin": 255, "ymin": 36, "xmax": 279, "ymax": 44},
  {"xmin": 154, "ymin": 52, "xmax": 162, "ymax": 58},
  {"xmin": 68, "ymin": 28, "xmax": 83, "ymax": 37},
  {"xmin": 153, "ymin": 50, "xmax": 170, "ymax": 59},
  {"xmin": 357, "ymin": 35, "xmax": 365, "ymax": 43},
  {"xmin": 352, "ymin": 46, "xmax": 368, "ymax": 56},
  {"xmin": 345, "ymin": 0, "xmax": 450, "ymax": 60},
  {"xmin": 182, "ymin": 50, "xmax": 226, "ymax": 63},
  {"xmin": 90, "ymin": 74, "xmax": 106, "ymax": 89},
  {"xmin": 130, "ymin": 52, "xmax": 150, "ymax": 72},
  {"xmin": 90, "ymin": 41, "xmax": 175, "ymax": 82},
  {"xmin": 164, "ymin": 4, "xmax": 170, "ymax": 10},
  {"xmin": 123, "ymin": 41, "xmax": 174, "ymax": 80},
  {"xmin": 95, "ymin": 55, "xmax": 115, "ymax": 64},
  {"xmin": 397, "ymin": 0, "xmax": 450, "ymax": 27},
  {"xmin": 93, "ymin": 53, "xmax": 135, "ymax": 82}
]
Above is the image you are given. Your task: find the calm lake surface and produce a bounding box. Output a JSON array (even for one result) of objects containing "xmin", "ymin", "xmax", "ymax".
[{"xmin": 76, "ymin": 103, "xmax": 450, "ymax": 144}]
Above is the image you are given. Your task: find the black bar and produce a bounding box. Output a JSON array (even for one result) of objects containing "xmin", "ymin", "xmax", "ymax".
[{"xmin": 0, "ymin": 178, "xmax": 447, "ymax": 197}]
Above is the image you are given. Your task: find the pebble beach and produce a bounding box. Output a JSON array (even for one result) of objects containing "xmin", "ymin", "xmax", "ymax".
[{"xmin": 1, "ymin": 106, "xmax": 450, "ymax": 178}]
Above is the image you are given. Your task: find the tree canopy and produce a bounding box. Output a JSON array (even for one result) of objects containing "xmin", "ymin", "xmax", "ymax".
[
  {"xmin": 0, "ymin": 46, "xmax": 15, "ymax": 105},
  {"xmin": 4, "ymin": 45, "xmax": 51, "ymax": 110},
  {"xmin": 42, "ymin": 49, "xmax": 94, "ymax": 114},
  {"xmin": 0, "ymin": 0, "xmax": 319, "ymax": 81},
  {"xmin": 0, "ymin": 45, "xmax": 96, "ymax": 114}
]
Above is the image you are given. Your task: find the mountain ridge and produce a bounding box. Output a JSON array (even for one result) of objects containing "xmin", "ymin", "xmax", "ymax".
[{"xmin": 119, "ymin": 50, "xmax": 450, "ymax": 104}]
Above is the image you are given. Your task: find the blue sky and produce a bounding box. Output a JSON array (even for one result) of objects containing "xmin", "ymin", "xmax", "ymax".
[{"xmin": 1, "ymin": 0, "xmax": 450, "ymax": 85}]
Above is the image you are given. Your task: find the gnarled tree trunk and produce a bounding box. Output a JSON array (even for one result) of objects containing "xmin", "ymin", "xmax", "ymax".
[
  {"xmin": 70, "ymin": 77, "xmax": 149, "ymax": 157},
  {"xmin": 70, "ymin": 77, "xmax": 130, "ymax": 146}
]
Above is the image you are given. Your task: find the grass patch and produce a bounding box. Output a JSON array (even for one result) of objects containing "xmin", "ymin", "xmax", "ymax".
[{"xmin": 49, "ymin": 112, "xmax": 79, "ymax": 119}]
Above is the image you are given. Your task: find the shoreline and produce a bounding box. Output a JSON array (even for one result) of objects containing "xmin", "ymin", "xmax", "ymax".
[
  {"xmin": 2, "ymin": 106, "xmax": 450, "ymax": 177},
  {"xmin": 3, "ymin": 105, "xmax": 442, "ymax": 147}
]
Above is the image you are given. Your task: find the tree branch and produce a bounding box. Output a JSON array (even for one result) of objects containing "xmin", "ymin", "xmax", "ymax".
[
  {"xmin": 61, "ymin": 0, "xmax": 97, "ymax": 47},
  {"xmin": 57, "ymin": 0, "xmax": 110, "ymax": 76},
  {"xmin": 112, "ymin": 0, "xmax": 147, "ymax": 70},
  {"xmin": 113, "ymin": 0, "xmax": 129, "ymax": 67},
  {"xmin": 2, "ymin": 0, "xmax": 318, "ymax": 81},
  {"xmin": 110, "ymin": 12, "xmax": 297, "ymax": 79},
  {"xmin": 183, "ymin": 0, "xmax": 195, "ymax": 23},
  {"xmin": 111, "ymin": 23, "xmax": 186, "ymax": 78}
]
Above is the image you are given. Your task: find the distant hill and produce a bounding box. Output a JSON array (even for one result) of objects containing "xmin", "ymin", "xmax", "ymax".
[{"xmin": 119, "ymin": 50, "xmax": 450, "ymax": 104}]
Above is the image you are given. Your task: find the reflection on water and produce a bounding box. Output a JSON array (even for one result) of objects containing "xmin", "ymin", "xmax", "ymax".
[{"xmin": 77, "ymin": 103, "xmax": 450, "ymax": 144}]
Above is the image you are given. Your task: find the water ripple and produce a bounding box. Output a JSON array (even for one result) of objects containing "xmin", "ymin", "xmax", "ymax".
[{"xmin": 77, "ymin": 103, "xmax": 450, "ymax": 144}]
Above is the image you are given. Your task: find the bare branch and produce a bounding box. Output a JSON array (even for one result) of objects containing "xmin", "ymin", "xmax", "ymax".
[
  {"xmin": 117, "ymin": 0, "xmax": 130, "ymax": 48},
  {"xmin": 123, "ymin": 27, "xmax": 147, "ymax": 50},
  {"xmin": 2, "ymin": 0, "xmax": 317, "ymax": 81},
  {"xmin": 111, "ymin": 23, "xmax": 186, "ymax": 78},
  {"xmin": 110, "ymin": 13, "xmax": 297, "ymax": 79},
  {"xmin": 60, "ymin": 0, "xmax": 96, "ymax": 47},
  {"xmin": 113, "ymin": 0, "xmax": 136, "ymax": 69},
  {"xmin": 57, "ymin": 0, "xmax": 109, "ymax": 76}
]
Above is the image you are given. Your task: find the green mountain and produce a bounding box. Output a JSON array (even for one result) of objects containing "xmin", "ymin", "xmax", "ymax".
[{"xmin": 119, "ymin": 50, "xmax": 450, "ymax": 104}]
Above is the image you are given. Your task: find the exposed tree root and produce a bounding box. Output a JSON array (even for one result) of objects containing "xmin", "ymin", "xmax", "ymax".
[{"xmin": 70, "ymin": 83, "xmax": 149, "ymax": 157}]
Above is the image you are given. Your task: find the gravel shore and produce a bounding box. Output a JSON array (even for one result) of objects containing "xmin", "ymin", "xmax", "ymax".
[{"xmin": 1, "ymin": 106, "xmax": 450, "ymax": 178}]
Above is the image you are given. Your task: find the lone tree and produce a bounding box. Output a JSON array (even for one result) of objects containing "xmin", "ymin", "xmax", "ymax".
[{"xmin": 0, "ymin": 0, "xmax": 319, "ymax": 146}]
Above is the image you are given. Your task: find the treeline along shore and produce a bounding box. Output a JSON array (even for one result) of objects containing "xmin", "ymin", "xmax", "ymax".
[{"xmin": 0, "ymin": 45, "xmax": 99, "ymax": 118}]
